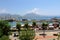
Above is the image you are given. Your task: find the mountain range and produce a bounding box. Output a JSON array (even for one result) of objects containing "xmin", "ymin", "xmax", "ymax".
[{"xmin": 0, "ymin": 13, "xmax": 60, "ymax": 20}]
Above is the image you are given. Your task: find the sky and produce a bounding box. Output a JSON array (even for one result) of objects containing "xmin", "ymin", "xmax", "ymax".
[{"xmin": 0, "ymin": 0, "xmax": 60, "ymax": 16}]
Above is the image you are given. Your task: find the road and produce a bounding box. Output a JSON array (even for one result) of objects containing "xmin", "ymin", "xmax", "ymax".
[
  {"xmin": 9, "ymin": 32, "xmax": 19, "ymax": 40},
  {"xmin": 36, "ymin": 30, "xmax": 60, "ymax": 32}
]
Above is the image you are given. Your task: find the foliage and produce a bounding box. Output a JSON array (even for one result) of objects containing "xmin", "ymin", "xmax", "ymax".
[
  {"xmin": 16, "ymin": 23, "xmax": 21, "ymax": 31},
  {"xmin": 32, "ymin": 22, "xmax": 36, "ymax": 28},
  {"xmin": 3, "ymin": 24, "xmax": 10, "ymax": 35},
  {"xmin": 0, "ymin": 28, "xmax": 3, "ymax": 37},
  {"xmin": 19, "ymin": 29, "xmax": 35, "ymax": 40},
  {"xmin": 0, "ymin": 35, "xmax": 9, "ymax": 40},
  {"xmin": 24, "ymin": 23, "xmax": 29, "ymax": 29},
  {"xmin": 0, "ymin": 20, "xmax": 10, "ymax": 40},
  {"xmin": 32, "ymin": 22, "xmax": 36, "ymax": 26},
  {"xmin": 42, "ymin": 22, "xmax": 48, "ymax": 30}
]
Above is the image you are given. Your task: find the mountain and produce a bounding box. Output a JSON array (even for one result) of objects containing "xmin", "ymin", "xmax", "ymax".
[
  {"xmin": 23, "ymin": 13, "xmax": 54, "ymax": 20},
  {"xmin": 0, "ymin": 13, "xmax": 60, "ymax": 21},
  {"xmin": 0, "ymin": 13, "xmax": 22, "ymax": 20}
]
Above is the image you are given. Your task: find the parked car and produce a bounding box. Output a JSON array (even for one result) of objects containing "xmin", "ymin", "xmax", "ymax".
[{"xmin": 14, "ymin": 33, "xmax": 19, "ymax": 37}]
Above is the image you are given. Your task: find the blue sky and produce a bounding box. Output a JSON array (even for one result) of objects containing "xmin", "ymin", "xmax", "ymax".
[{"xmin": 0, "ymin": 0, "xmax": 60, "ymax": 16}]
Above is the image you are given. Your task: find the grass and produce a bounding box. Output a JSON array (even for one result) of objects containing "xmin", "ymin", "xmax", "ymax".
[{"xmin": 0, "ymin": 35, "xmax": 9, "ymax": 40}]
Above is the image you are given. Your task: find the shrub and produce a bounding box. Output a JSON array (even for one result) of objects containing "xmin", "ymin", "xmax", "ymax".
[
  {"xmin": 19, "ymin": 29, "xmax": 35, "ymax": 40},
  {"xmin": 0, "ymin": 35, "xmax": 9, "ymax": 40}
]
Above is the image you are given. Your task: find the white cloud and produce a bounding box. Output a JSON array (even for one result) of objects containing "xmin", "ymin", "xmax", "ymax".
[
  {"xmin": 26, "ymin": 8, "xmax": 60, "ymax": 16},
  {"xmin": 26, "ymin": 8, "xmax": 40, "ymax": 14},
  {"xmin": 0, "ymin": 8, "xmax": 9, "ymax": 13}
]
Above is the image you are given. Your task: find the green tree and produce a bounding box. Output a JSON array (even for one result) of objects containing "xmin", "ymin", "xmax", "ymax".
[
  {"xmin": 3, "ymin": 24, "xmax": 10, "ymax": 35},
  {"xmin": 42, "ymin": 22, "xmax": 48, "ymax": 38},
  {"xmin": 0, "ymin": 20, "xmax": 10, "ymax": 40},
  {"xmin": 42, "ymin": 22, "xmax": 48, "ymax": 30},
  {"xmin": 16, "ymin": 23, "xmax": 21, "ymax": 31},
  {"xmin": 32, "ymin": 22, "xmax": 36, "ymax": 28},
  {"xmin": 24, "ymin": 23, "xmax": 29, "ymax": 29},
  {"xmin": 0, "ymin": 20, "xmax": 10, "ymax": 35}
]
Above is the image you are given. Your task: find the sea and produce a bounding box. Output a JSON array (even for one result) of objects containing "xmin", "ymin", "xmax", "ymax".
[{"xmin": 9, "ymin": 21, "xmax": 42, "ymax": 27}]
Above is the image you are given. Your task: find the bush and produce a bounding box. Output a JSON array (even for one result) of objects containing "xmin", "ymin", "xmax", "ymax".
[
  {"xmin": 0, "ymin": 35, "xmax": 9, "ymax": 40},
  {"xmin": 0, "ymin": 28, "xmax": 3, "ymax": 37},
  {"xmin": 19, "ymin": 29, "xmax": 35, "ymax": 40}
]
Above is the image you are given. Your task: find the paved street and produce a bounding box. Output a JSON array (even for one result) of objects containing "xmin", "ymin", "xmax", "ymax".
[
  {"xmin": 9, "ymin": 29, "xmax": 60, "ymax": 40},
  {"xmin": 34, "ymin": 29, "xmax": 60, "ymax": 40},
  {"xmin": 9, "ymin": 32, "xmax": 19, "ymax": 40}
]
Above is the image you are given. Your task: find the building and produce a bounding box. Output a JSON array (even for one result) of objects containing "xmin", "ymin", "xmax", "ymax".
[{"xmin": 22, "ymin": 19, "xmax": 28, "ymax": 21}]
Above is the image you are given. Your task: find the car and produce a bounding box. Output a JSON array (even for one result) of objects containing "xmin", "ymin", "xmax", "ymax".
[{"xmin": 14, "ymin": 33, "xmax": 19, "ymax": 37}]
